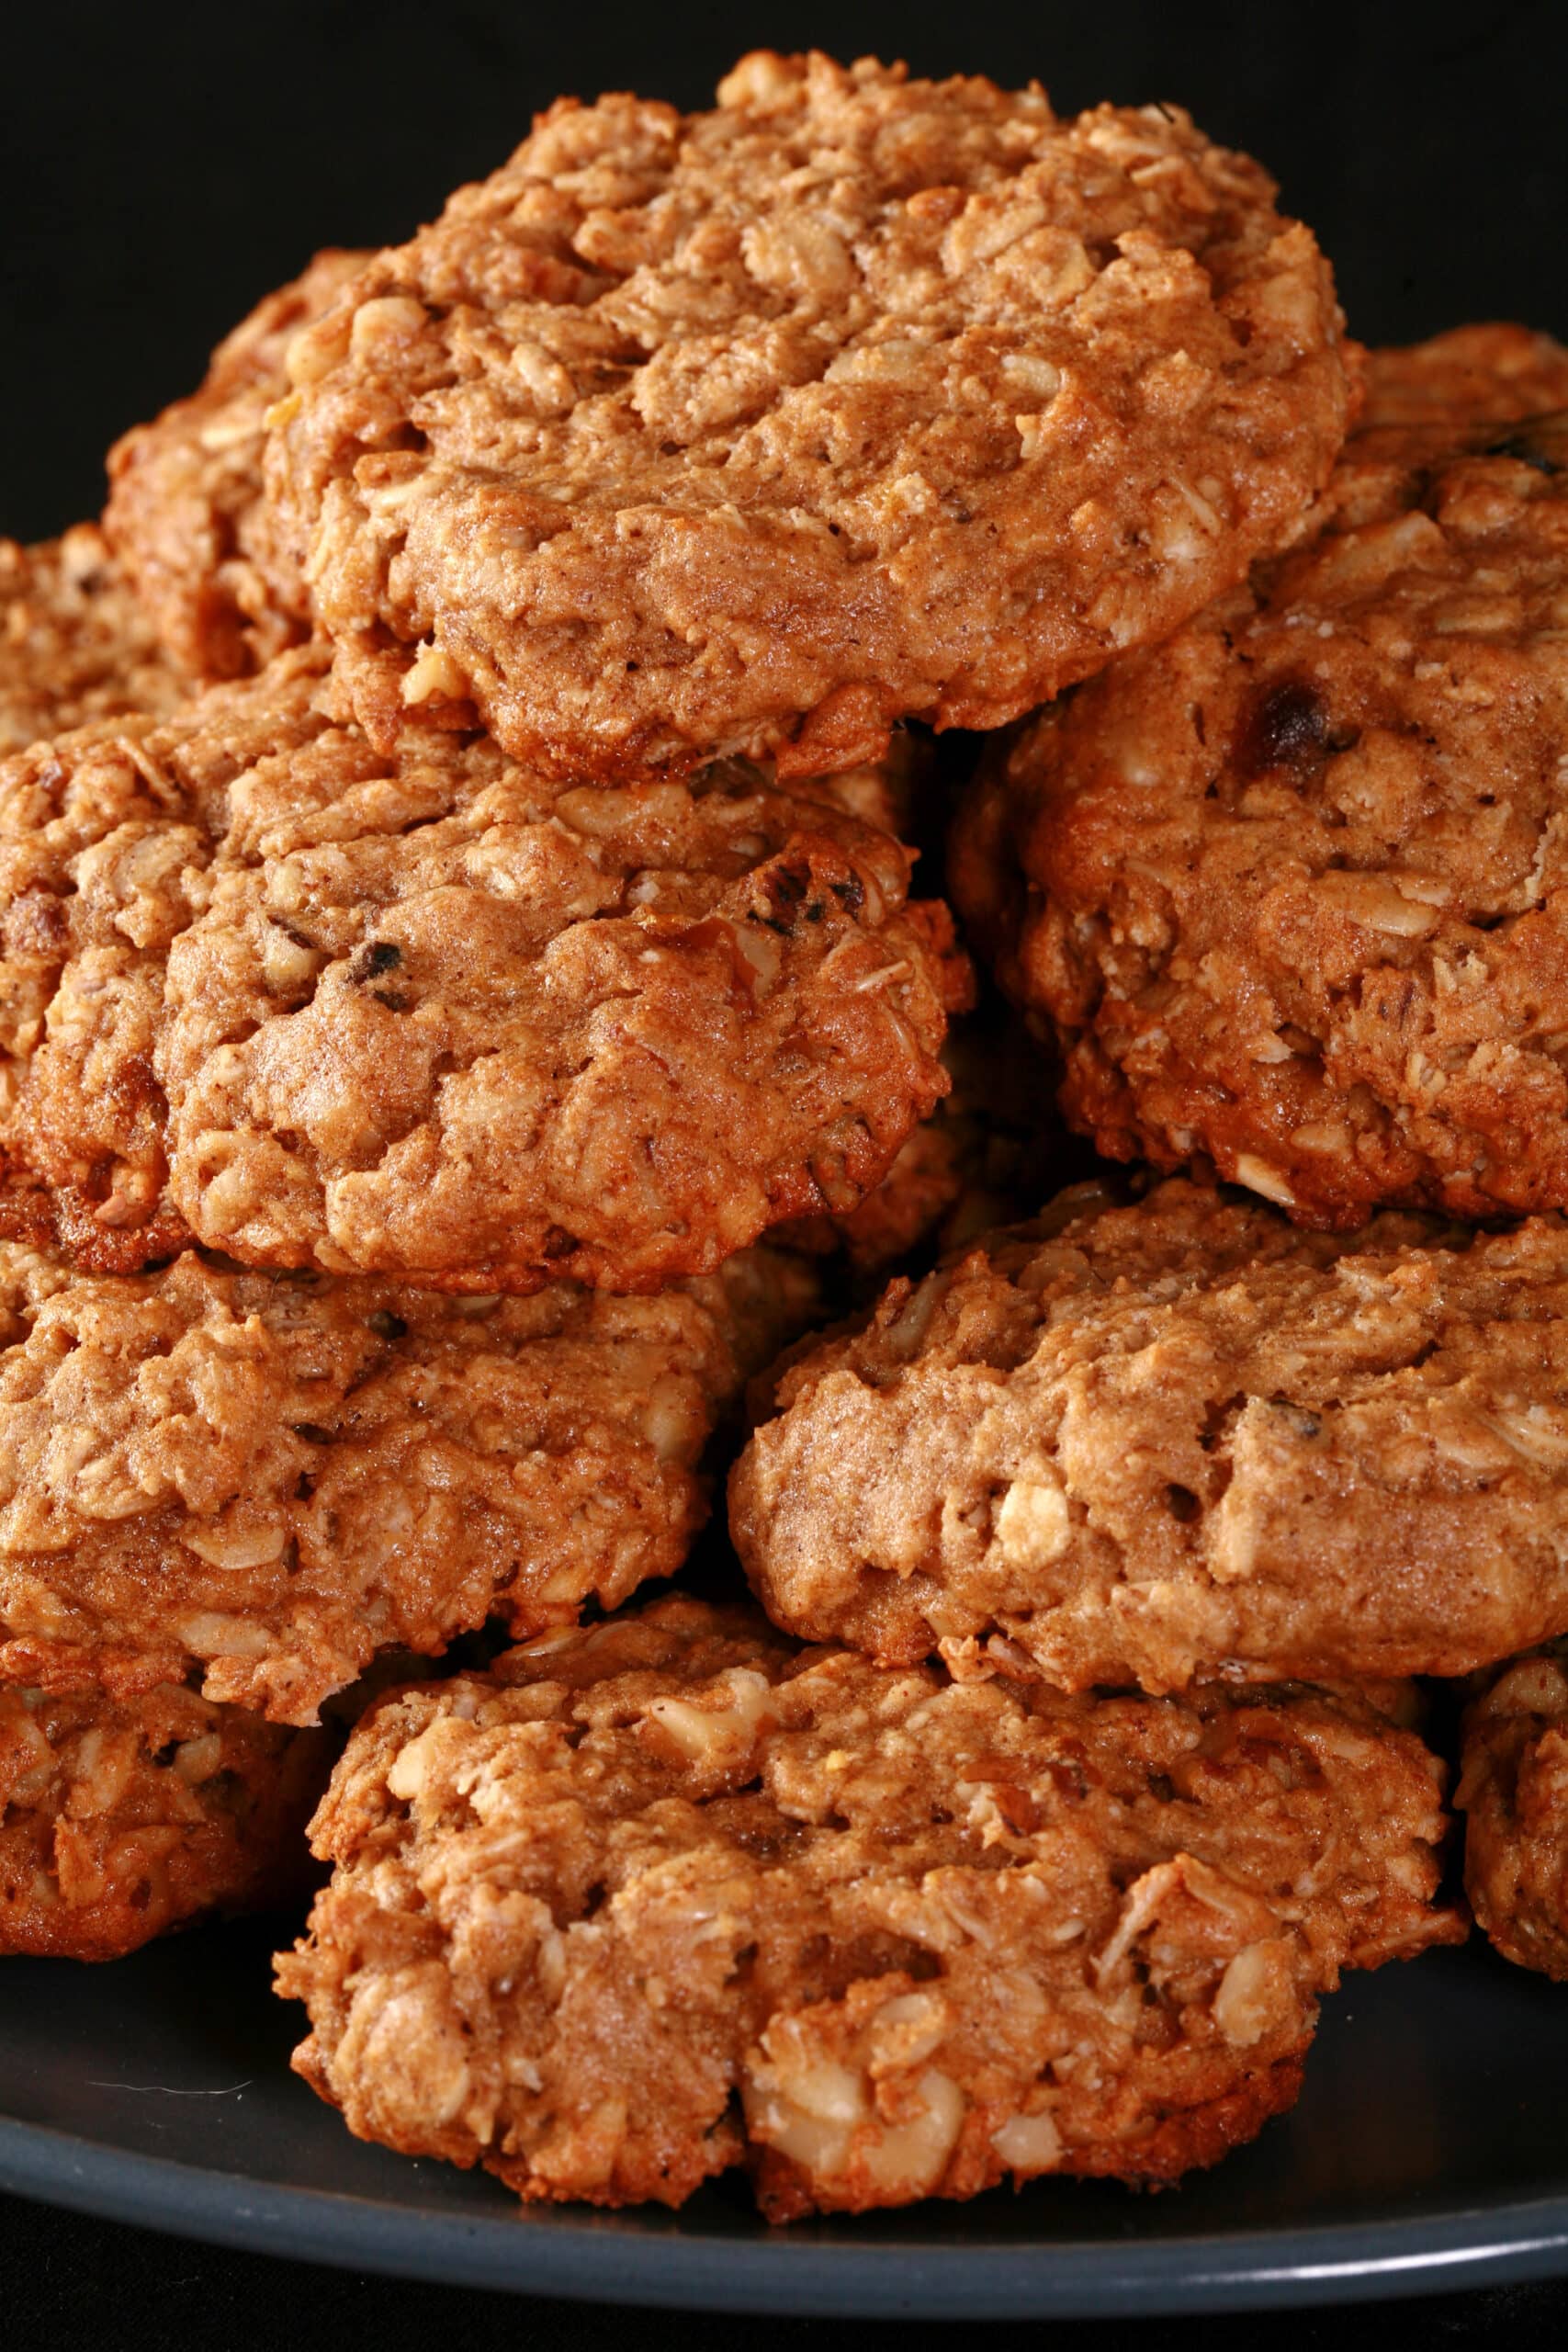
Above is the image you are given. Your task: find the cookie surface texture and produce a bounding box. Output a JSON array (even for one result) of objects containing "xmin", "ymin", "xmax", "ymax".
[
  {"xmin": 0, "ymin": 650, "xmax": 961, "ymax": 1283},
  {"xmin": 264, "ymin": 50, "xmax": 1353, "ymax": 777},
  {"xmin": 0, "ymin": 1678, "xmax": 328, "ymax": 1958},
  {"xmin": 0, "ymin": 527, "xmax": 186, "ymax": 756},
  {"xmin": 1359, "ymin": 322, "xmax": 1568, "ymax": 432},
  {"xmin": 0, "ymin": 1237, "xmax": 817, "ymax": 1722},
  {"xmin": 732, "ymin": 1179, "xmax": 1568, "ymax": 1690}
]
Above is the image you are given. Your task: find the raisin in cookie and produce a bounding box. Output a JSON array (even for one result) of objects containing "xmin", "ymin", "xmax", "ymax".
[
  {"xmin": 263, "ymin": 50, "xmax": 1353, "ymax": 780},
  {"xmin": 0, "ymin": 648, "xmax": 963, "ymax": 1284},
  {"xmin": 953, "ymin": 345, "xmax": 1568, "ymax": 1228},
  {"xmin": 732, "ymin": 1178, "xmax": 1568, "ymax": 1691}
]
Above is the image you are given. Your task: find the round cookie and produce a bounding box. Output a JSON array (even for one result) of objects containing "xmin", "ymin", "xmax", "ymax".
[
  {"xmin": 1458, "ymin": 1640, "xmax": 1568, "ymax": 1981},
  {"xmin": 0, "ymin": 647, "xmax": 964, "ymax": 1285},
  {"xmin": 0, "ymin": 1679, "xmax": 328, "ymax": 1959},
  {"xmin": 276, "ymin": 1597, "xmax": 1459, "ymax": 2218},
  {"xmin": 731, "ymin": 1177, "xmax": 1568, "ymax": 1691},
  {"xmin": 263, "ymin": 49, "xmax": 1354, "ymax": 780},
  {"xmin": 952, "ymin": 343, "xmax": 1568, "ymax": 1228},
  {"xmin": 0, "ymin": 526, "xmax": 186, "ymax": 757},
  {"xmin": 0, "ymin": 1235, "xmax": 818, "ymax": 1724},
  {"xmin": 104, "ymin": 249, "xmax": 367, "ymax": 682}
]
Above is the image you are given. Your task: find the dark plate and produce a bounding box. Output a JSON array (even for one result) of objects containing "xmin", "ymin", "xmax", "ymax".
[{"xmin": 0, "ymin": 1919, "xmax": 1565, "ymax": 2316}]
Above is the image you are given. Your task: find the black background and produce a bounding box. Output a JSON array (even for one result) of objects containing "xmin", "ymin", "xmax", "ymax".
[
  {"xmin": 5, "ymin": 0, "xmax": 1568, "ymax": 539},
  {"xmin": 4, "ymin": 0, "xmax": 1568, "ymax": 2340}
]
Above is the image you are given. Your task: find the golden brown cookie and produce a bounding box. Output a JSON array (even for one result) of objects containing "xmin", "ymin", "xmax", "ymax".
[
  {"xmin": 0, "ymin": 1678, "xmax": 328, "ymax": 1959},
  {"xmin": 272, "ymin": 1589, "xmax": 1457, "ymax": 2211},
  {"xmin": 0, "ymin": 648, "xmax": 964, "ymax": 1285},
  {"xmin": 262, "ymin": 50, "xmax": 1354, "ymax": 780},
  {"xmin": 0, "ymin": 1235, "xmax": 818, "ymax": 1724},
  {"xmin": 0, "ymin": 526, "xmax": 186, "ymax": 756},
  {"xmin": 732, "ymin": 1177, "xmax": 1568, "ymax": 1691},
  {"xmin": 104, "ymin": 251, "xmax": 367, "ymax": 681},
  {"xmin": 952, "ymin": 339, "xmax": 1568, "ymax": 1229},
  {"xmin": 1360, "ymin": 322, "xmax": 1568, "ymax": 433},
  {"xmin": 276, "ymin": 1597, "xmax": 1459, "ymax": 2217},
  {"xmin": 1458, "ymin": 1641, "xmax": 1568, "ymax": 1980}
]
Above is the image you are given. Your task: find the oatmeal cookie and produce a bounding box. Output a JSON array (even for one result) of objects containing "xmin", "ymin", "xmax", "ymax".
[
  {"xmin": 0, "ymin": 1235, "xmax": 818, "ymax": 1724},
  {"xmin": 104, "ymin": 251, "xmax": 367, "ymax": 682},
  {"xmin": 1458, "ymin": 1641, "xmax": 1568, "ymax": 1979},
  {"xmin": 263, "ymin": 50, "xmax": 1353, "ymax": 780},
  {"xmin": 1360, "ymin": 322, "xmax": 1568, "ymax": 434},
  {"xmin": 0, "ymin": 526, "xmax": 186, "ymax": 756},
  {"xmin": 276, "ymin": 1596, "xmax": 1459, "ymax": 2217},
  {"xmin": 952, "ymin": 363, "xmax": 1568, "ymax": 1229},
  {"xmin": 732, "ymin": 1177, "xmax": 1568, "ymax": 1691},
  {"xmin": 0, "ymin": 648, "xmax": 963, "ymax": 1284},
  {"xmin": 0, "ymin": 1678, "xmax": 328, "ymax": 1959}
]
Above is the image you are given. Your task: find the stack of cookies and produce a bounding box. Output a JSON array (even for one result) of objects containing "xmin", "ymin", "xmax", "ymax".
[{"xmin": 2, "ymin": 49, "xmax": 1563, "ymax": 2222}]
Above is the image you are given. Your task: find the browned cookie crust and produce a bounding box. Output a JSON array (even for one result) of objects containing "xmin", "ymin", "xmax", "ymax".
[
  {"xmin": 732, "ymin": 1177, "xmax": 1568, "ymax": 1692},
  {"xmin": 0, "ymin": 649, "xmax": 962, "ymax": 1284},
  {"xmin": 952, "ymin": 344, "xmax": 1568, "ymax": 1230},
  {"xmin": 262, "ymin": 50, "xmax": 1353, "ymax": 781},
  {"xmin": 1458, "ymin": 1641, "xmax": 1568, "ymax": 1979},
  {"xmin": 276, "ymin": 1597, "xmax": 1458, "ymax": 2217},
  {"xmin": 0, "ymin": 1236, "xmax": 817, "ymax": 1724},
  {"xmin": 1360, "ymin": 322, "xmax": 1568, "ymax": 433},
  {"xmin": 0, "ymin": 527, "xmax": 186, "ymax": 756},
  {"xmin": 104, "ymin": 251, "xmax": 367, "ymax": 682},
  {"xmin": 0, "ymin": 1678, "xmax": 328, "ymax": 1959}
]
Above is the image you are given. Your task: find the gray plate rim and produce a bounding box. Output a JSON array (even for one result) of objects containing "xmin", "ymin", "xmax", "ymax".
[{"xmin": 4, "ymin": 2114, "xmax": 1568, "ymax": 2317}]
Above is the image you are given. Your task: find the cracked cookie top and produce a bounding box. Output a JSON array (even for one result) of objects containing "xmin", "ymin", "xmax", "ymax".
[
  {"xmin": 953, "ymin": 338, "xmax": 1568, "ymax": 1227},
  {"xmin": 277, "ymin": 1595, "xmax": 1456, "ymax": 2218},
  {"xmin": 262, "ymin": 49, "xmax": 1353, "ymax": 779},
  {"xmin": 731, "ymin": 1177, "xmax": 1568, "ymax": 1690}
]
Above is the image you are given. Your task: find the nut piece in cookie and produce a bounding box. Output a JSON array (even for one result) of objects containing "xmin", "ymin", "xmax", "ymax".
[
  {"xmin": 104, "ymin": 250, "xmax": 367, "ymax": 682},
  {"xmin": 953, "ymin": 329, "xmax": 1568, "ymax": 1228},
  {"xmin": 276, "ymin": 1596, "xmax": 1460, "ymax": 2217},
  {"xmin": 263, "ymin": 50, "xmax": 1354, "ymax": 779},
  {"xmin": 732, "ymin": 1177, "xmax": 1568, "ymax": 1691},
  {"xmin": 1458, "ymin": 1639, "xmax": 1568, "ymax": 1979},
  {"xmin": 0, "ymin": 1679, "xmax": 329, "ymax": 1959},
  {"xmin": 0, "ymin": 1237, "xmax": 818, "ymax": 1724},
  {"xmin": 0, "ymin": 648, "xmax": 964, "ymax": 1284},
  {"xmin": 0, "ymin": 526, "xmax": 186, "ymax": 757}
]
